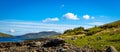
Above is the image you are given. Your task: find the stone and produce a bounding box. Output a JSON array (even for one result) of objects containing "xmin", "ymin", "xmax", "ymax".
[
  {"xmin": 16, "ymin": 42, "xmax": 22, "ymax": 46},
  {"xmin": 34, "ymin": 41, "xmax": 41, "ymax": 46},
  {"xmin": 27, "ymin": 41, "xmax": 41, "ymax": 47},
  {"xmin": 63, "ymin": 46, "xmax": 69, "ymax": 49},
  {"xmin": 0, "ymin": 38, "xmax": 105, "ymax": 52},
  {"xmin": 42, "ymin": 39, "xmax": 65, "ymax": 47},
  {"xmin": 106, "ymin": 46, "xmax": 118, "ymax": 52}
]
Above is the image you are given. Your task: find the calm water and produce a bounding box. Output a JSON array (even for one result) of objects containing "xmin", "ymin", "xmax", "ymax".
[{"xmin": 0, "ymin": 37, "xmax": 24, "ymax": 42}]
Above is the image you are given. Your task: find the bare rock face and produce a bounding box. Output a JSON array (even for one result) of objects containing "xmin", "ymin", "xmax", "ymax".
[{"xmin": 106, "ymin": 46, "xmax": 118, "ymax": 52}]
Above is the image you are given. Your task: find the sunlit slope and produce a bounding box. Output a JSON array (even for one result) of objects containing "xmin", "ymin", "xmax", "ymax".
[{"xmin": 0, "ymin": 32, "xmax": 13, "ymax": 37}]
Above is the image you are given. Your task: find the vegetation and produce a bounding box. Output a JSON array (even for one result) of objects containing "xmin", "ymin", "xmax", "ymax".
[
  {"xmin": 0, "ymin": 32, "xmax": 13, "ymax": 37},
  {"xmin": 66, "ymin": 28, "xmax": 120, "ymax": 51},
  {"xmin": 62, "ymin": 20, "xmax": 120, "ymax": 36},
  {"xmin": 54, "ymin": 20, "xmax": 120, "ymax": 51},
  {"xmin": 63, "ymin": 26, "xmax": 85, "ymax": 35}
]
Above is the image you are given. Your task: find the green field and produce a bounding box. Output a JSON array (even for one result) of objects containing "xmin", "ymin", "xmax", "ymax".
[{"xmin": 53, "ymin": 20, "xmax": 120, "ymax": 51}]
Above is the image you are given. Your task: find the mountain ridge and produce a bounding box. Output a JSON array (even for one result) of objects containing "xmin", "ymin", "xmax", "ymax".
[{"xmin": 18, "ymin": 31, "xmax": 61, "ymax": 39}]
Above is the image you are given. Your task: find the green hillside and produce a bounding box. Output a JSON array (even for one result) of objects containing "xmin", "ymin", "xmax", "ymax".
[
  {"xmin": 87, "ymin": 20, "xmax": 120, "ymax": 35},
  {"xmin": 54, "ymin": 20, "xmax": 120, "ymax": 51},
  {"xmin": 0, "ymin": 32, "xmax": 13, "ymax": 37},
  {"xmin": 59, "ymin": 20, "xmax": 120, "ymax": 36}
]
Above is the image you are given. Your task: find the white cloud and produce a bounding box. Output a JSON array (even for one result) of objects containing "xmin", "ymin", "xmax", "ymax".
[
  {"xmin": 9, "ymin": 29, "xmax": 15, "ymax": 33},
  {"xmin": 63, "ymin": 12, "xmax": 79, "ymax": 20},
  {"xmin": 42, "ymin": 17, "xmax": 59, "ymax": 22},
  {"xmin": 83, "ymin": 15, "xmax": 90, "ymax": 20}
]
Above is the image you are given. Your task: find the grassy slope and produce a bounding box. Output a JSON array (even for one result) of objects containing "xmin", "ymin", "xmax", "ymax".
[
  {"xmin": 0, "ymin": 32, "xmax": 13, "ymax": 37},
  {"xmin": 66, "ymin": 28, "xmax": 120, "ymax": 51},
  {"xmin": 54, "ymin": 20, "xmax": 120, "ymax": 51}
]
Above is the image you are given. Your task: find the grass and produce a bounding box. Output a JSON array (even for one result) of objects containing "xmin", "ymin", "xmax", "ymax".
[
  {"xmin": 52, "ymin": 20, "xmax": 120, "ymax": 51},
  {"xmin": 0, "ymin": 32, "xmax": 13, "ymax": 37},
  {"xmin": 53, "ymin": 28, "xmax": 120, "ymax": 51},
  {"xmin": 64, "ymin": 33, "xmax": 120, "ymax": 51}
]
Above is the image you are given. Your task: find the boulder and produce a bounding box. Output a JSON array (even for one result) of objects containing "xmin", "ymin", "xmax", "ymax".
[
  {"xmin": 27, "ymin": 41, "xmax": 41, "ymax": 47},
  {"xmin": 42, "ymin": 39, "xmax": 65, "ymax": 47},
  {"xmin": 34, "ymin": 41, "xmax": 41, "ymax": 46},
  {"xmin": 63, "ymin": 46, "xmax": 69, "ymax": 49},
  {"xmin": 16, "ymin": 42, "xmax": 22, "ymax": 46},
  {"xmin": 106, "ymin": 46, "xmax": 118, "ymax": 52}
]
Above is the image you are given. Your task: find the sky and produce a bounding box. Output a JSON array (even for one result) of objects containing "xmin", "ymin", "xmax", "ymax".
[{"xmin": 0, "ymin": 0, "xmax": 120, "ymax": 36}]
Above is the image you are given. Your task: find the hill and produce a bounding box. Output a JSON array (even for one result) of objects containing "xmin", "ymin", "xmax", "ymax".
[
  {"xmin": 0, "ymin": 32, "xmax": 13, "ymax": 37},
  {"xmin": 54, "ymin": 20, "xmax": 120, "ymax": 51},
  {"xmin": 18, "ymin": 31, "xmax": 61, "ymax": 39},
  {"xmin": 57, "ymin": 20, "xmax": 120, "ymax": 36},
  {"xmin": 87, "ymin": 20, "xmax": 120, "ymax": 35}
]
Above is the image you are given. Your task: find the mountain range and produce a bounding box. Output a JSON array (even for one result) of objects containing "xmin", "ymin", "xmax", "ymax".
[{"xmin": 17, "ymin": 31, "xmax": 61, "ymax": 39}]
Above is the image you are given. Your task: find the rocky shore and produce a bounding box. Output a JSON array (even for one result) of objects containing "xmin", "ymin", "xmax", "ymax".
[{"xmin": 0, "ymin": 38, "xmax": 118, "ymax": 52}]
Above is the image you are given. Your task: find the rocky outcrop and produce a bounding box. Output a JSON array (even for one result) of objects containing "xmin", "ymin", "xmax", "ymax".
[
  {"xmin": 106, "ymin": 46, "xmax": 118, "ymax": 52},
  {"xmin": 0, "ymin": 38, "xmax": 118, "ymax": 52},
  {"xmin": 42, "ymin": 39, "xmax": 65, "ymax": 47}
]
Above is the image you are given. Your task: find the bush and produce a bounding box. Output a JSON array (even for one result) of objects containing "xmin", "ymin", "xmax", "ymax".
[{"xmin": 87, "ymin": 26, "xmax": 103, "ymax": 35}]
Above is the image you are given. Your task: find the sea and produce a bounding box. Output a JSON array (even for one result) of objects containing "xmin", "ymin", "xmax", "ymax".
[{"xmin": 0, "ymin": 37, "xmax": 24, "ymax": 42}]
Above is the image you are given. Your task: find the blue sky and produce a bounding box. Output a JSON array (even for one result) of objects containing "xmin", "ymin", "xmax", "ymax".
[{"xmin": 0, "ymin": 0, "xmax": 120, "ymax": 36}]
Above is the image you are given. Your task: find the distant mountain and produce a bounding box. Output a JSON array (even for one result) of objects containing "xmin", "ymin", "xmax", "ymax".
[
  {"xmin": 18, "ymin": 31, "xmax": 61, "ymax": 39},
  {"xmin": 0, "ymin": 32, "xmax": 13, "ymax": 37}
]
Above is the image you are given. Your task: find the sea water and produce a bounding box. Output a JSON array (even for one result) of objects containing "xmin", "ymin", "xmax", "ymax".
[{"xmin": 0, "ymin": 37, "xmax": 23, "ymax": 42}]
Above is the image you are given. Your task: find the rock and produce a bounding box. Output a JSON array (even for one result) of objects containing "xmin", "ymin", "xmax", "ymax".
[
  {"xmin": 42, "ymin": 39, "xmax": 65, "ymax": 47},
  {"xmin": 16, "ymin": 42, "xmax": 22, "ymax": 46},
  {"xmin": 0, "ymin": 38, "xmax": 105, "ymax": 52},
  {"xmin": 63, "ymin": 46, "xmax": 69, "ymax": 49},
  {"xmin": 75, "ymin": 48, "xmax": 81, "ymax": 52},
  {"xmin": 62, "ymin": 49, "xmax": 75, "ymax": 52},
  {"xmin": 34, "ymin": 41, "xmax": 41, "ymax": 46},
  {"xmin": 27, "ymin": 41, "xmax": 41, "ymax": 47},
  {"xmin": 36, "ymin": 49, "xmax": 42, "ymax": 52},
  {"xmin": 106, "ymin": 46, "xmax": 118, "ymax": 52},
  {"xmin": 59, "ymin": 48, "xmax": 63, "ymax": 52},
  {"xmin": 33, "ymin": 50, "xmax": 37, "ymax": 52}
]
